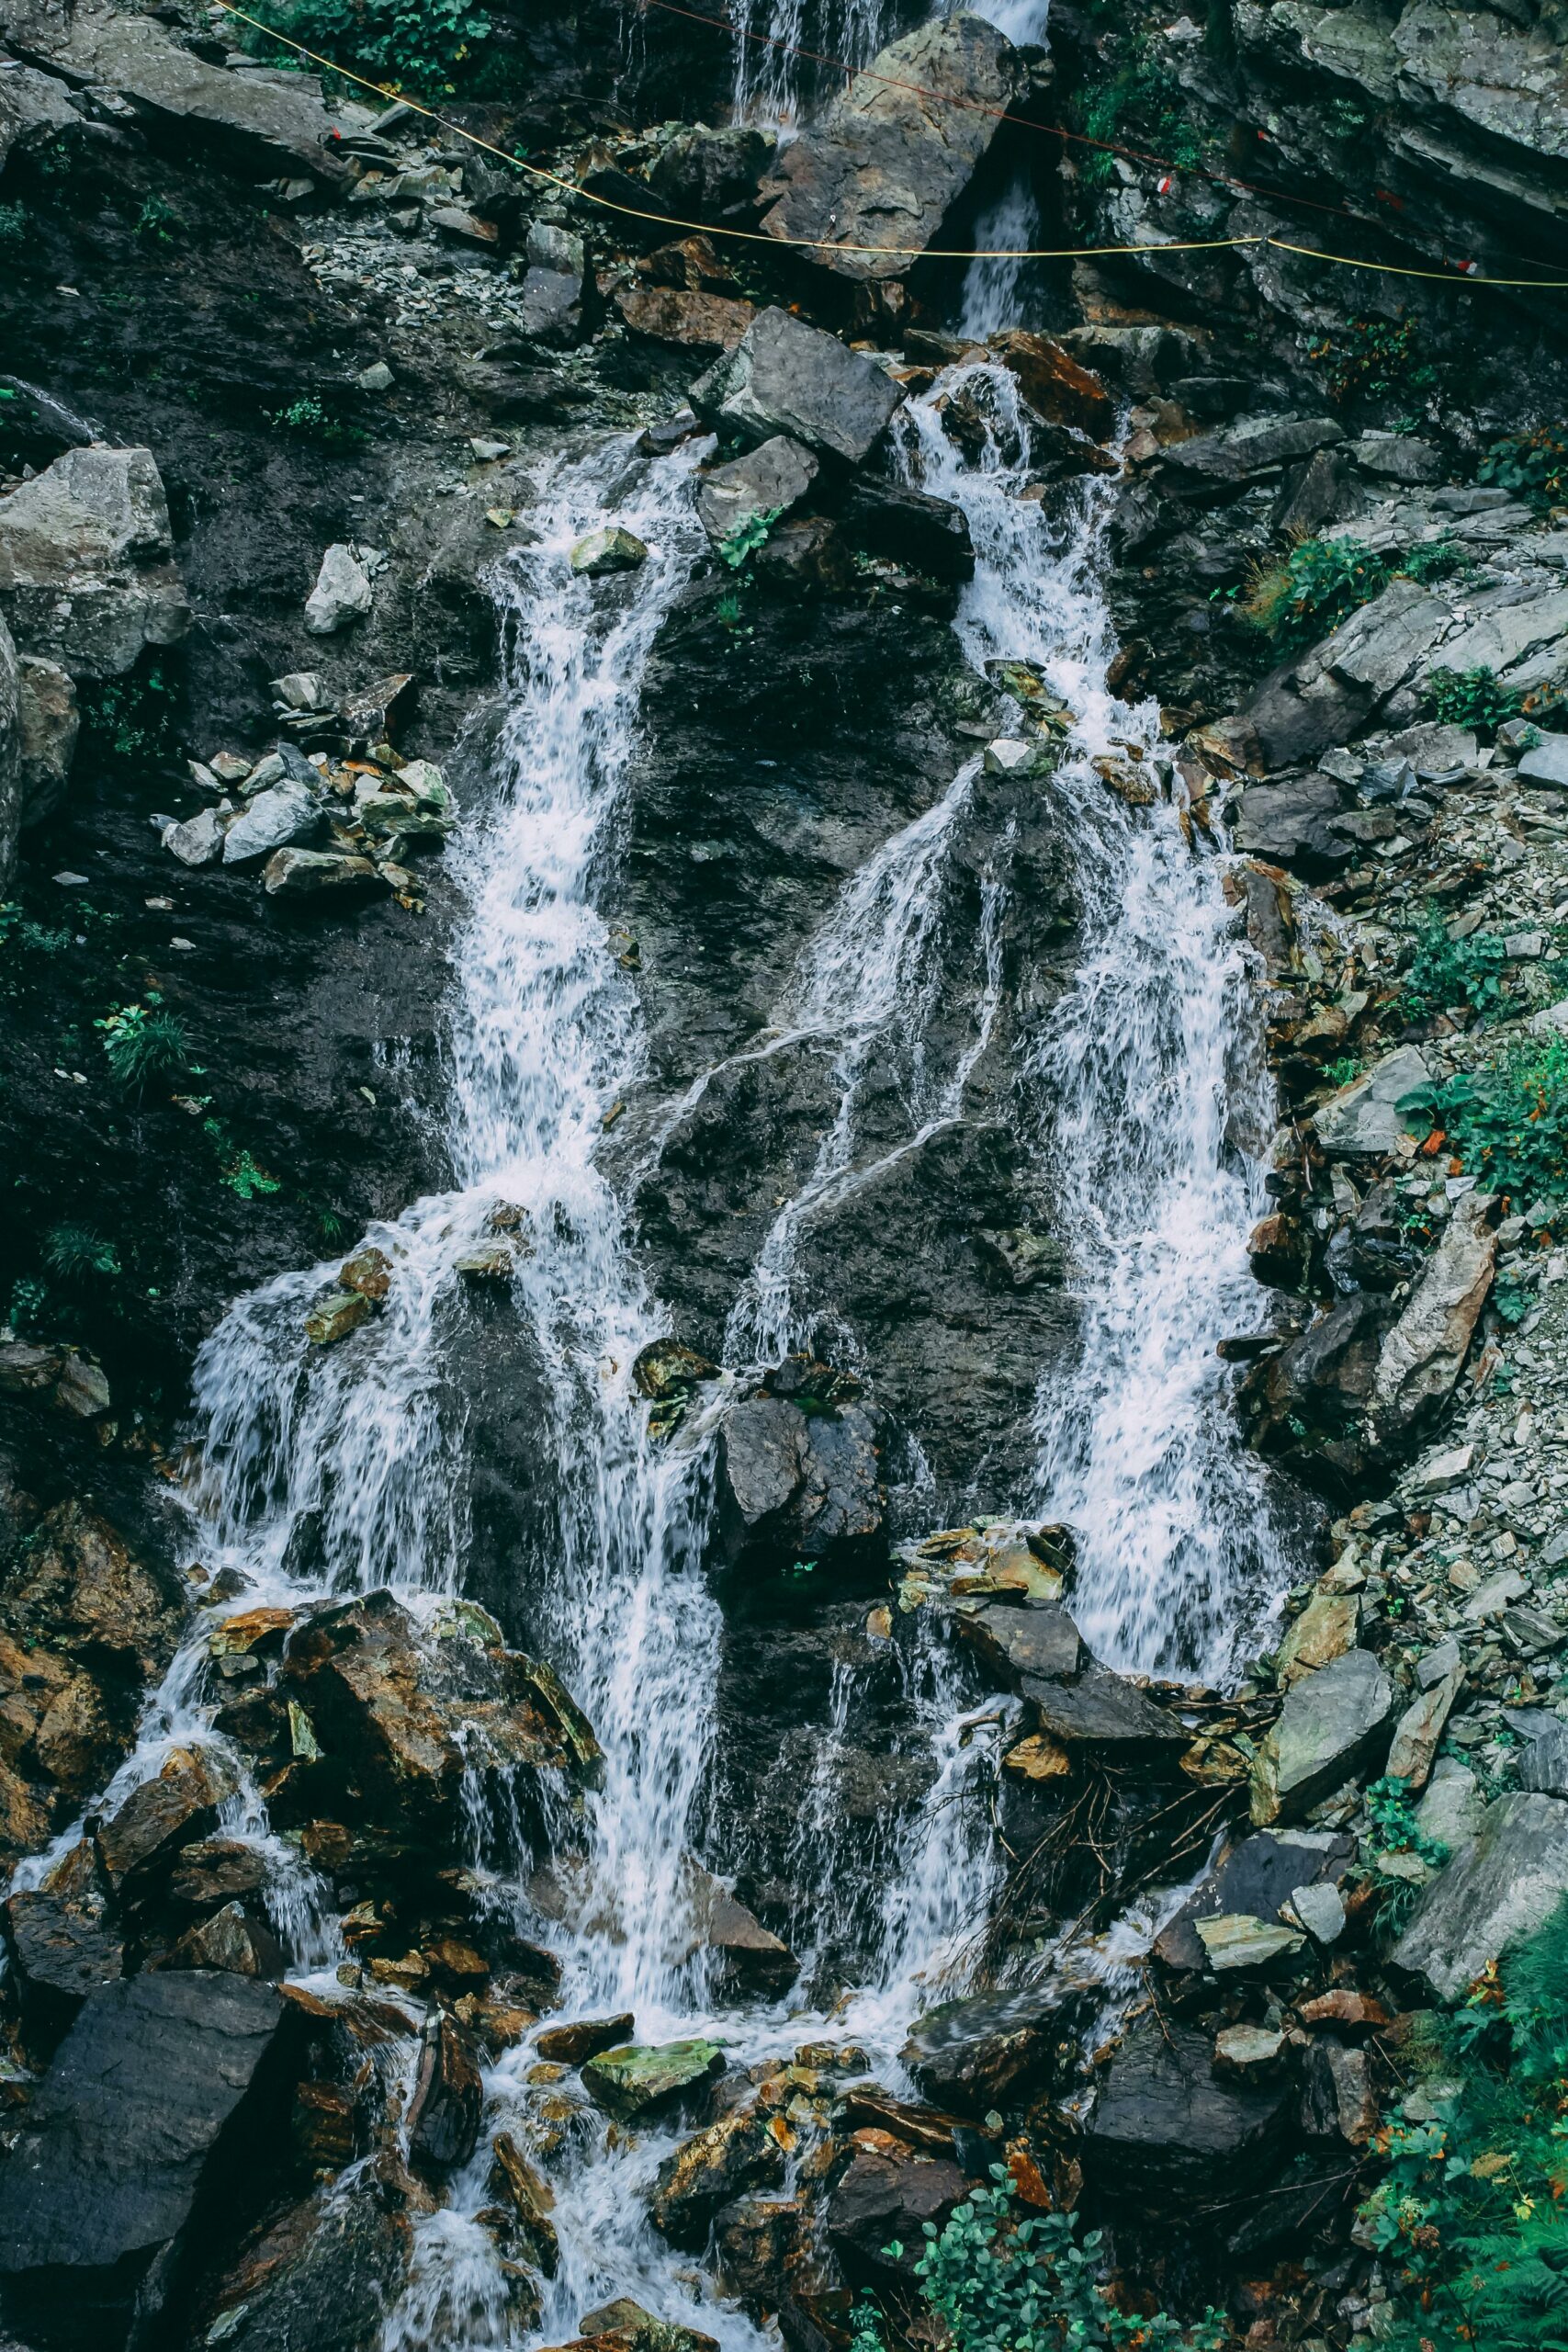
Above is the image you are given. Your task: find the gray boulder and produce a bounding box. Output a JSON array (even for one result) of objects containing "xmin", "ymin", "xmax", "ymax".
[
  {"xmin": 0, "ymin": 0, "xmax": 368, "ymax": 182},
  {"xmin": 696, "ymin": 435, "xmax": 819, "ymax": 551},
  {"xmin": 0, "ymin": 610, "xmax": 18, "ymax": 895},
  {"xmin": 1395, "ymin": 1792, "xmax": 1568, "ymax": 2001},
  {"xmin": 0, "ymin": 62, "xmax": 80, "ymax": 174},
  {"xmin": 954, "ymin": 1600, "xmax": 1082, "ymax": 1690},
  {"xmin": 263, "ymin": 847, "xmax": 386, "ymax": 899},
  {"xmin": 518, "ymin": 222, "xmax": 586, "ymax": 347},
  {"xmin": 17, "ymin": 654, "xmax": 78, "ymax": 826},
  {"xmin": 759, "ymin": 13, "xmax": 1023, "ymax": 285},
  {"xmin": 1519, "ymin": 734, "xmax": 1568, "ymax": 788},
  {"xmin": 718, "ymin": 1393, "xmax": 883, "ymax": 1560},
  {"xmin": 0, "ymin": 1971, "xmax": 296, "ymax": 2345},
  {"xmin": 691, "ymin": 307, "xmax": 903, "ymax": 465},
  {"xmin": 222, "ymin": 781, "xmax": 324, "ymax": 865},
  {"xmin": 0, "ymin": 444, "xmax": 190, "ymax": 679},
  {"xmin": 1233, "ymin": 774, "xmax": 1350, "ymax": 876},
  {"xmin": 1313, "ymin": 1046, "xmax": 1430, "ymax": 1157},
  {"xmin": 1161, "ymin": 413, "xmax": 1344, "ymax": 486},
  {"xmin": 1083, "ymin": 2019, "xmax": 1293, "ymax": 2208},
  {"xmin": 1244, "ymin": 577, "xmax": 1452, "ymax": 766},
  {"xmin": 1370, "ymin": 1190, "xmax": 1495, "ymax": 1442},
  {"xmin": 1502, "ymin": 1709, "xmax": 1568, "ymax": 1799},
  {"xmin": 1025, "ymin": 1668, "xmax": 1189, "ymax": 1759},
  {"xmin": 164, "ymin": 807, "xmax": 227, "ymax": 868},
  {"xmin": 1250, "ymin": 1648, "xmax": 1394, "ymax": 1826},
  {"xmin": 303, "ymin": 543, "xmax": 374, "ymax": 636}
]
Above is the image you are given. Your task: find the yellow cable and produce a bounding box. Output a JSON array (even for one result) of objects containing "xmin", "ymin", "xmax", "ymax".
[{"xmin": 212, "ymin": 0, "xmax": 1568, "ymax": 287}]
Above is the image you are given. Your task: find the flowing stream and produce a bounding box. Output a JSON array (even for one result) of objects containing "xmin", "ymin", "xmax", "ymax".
[{"xmin": 11, "ymin": 251, "xmax": 1286, "ymax": 2346}]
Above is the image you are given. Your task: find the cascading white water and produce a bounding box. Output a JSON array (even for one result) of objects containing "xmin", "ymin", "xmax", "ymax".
[
  {"xmin": 896, "ymin": 362, "xmax": 1286, "ymax": 1679},
  {"xmin": 959, "ymin": 175, "xmax": 1043, "ymax": 340},
  {"xmin": 15, "ymin": 276, "xmax": 1290, "ymax": 2352}
]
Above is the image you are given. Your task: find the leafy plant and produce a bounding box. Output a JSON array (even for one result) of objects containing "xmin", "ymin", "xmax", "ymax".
[
  {"xmin": 1244, "ymin": 536, "xmax": 1390, "ymax": 652},
  {"xmin": 245, "ymin": 0, "xmax": 491, "ymax": 95},
  {"xmin": 1425, "ymin": 664, "xmax": 1522, "ymax": 733},
  {"xmin": 6, "ymin": 1277, "xmax": 49, "ymax": 1337},
  {"xmin": 1398, "ymin": 1037, "xmax": 1568, "ymax": 1208},
  {"xmin": 203, "ymin": 1119, "xmax": 282, "ymax": 1200},
  {"xmin": 855, "ymin": 2170, "xmax": 1227, "ymax": 2352},
  {"xmin": 1312, "ymin": 316, "xmax": 1436, "ymax": 407},
  {"xmin": 1323, "ymin": 1055, "xmax": 1365, "ymax": 1089},
  {"xmin": 1364, "ymin": 1774, "xmax": 1450, "ymax": 1871},
  {"xmin": 79, "ymin": 658, "xmax": 181, "ymax": 772},
  {"xmin": 1067, "ymin": 41, "xmax": 1206, "ymax": 188},
  {"xmin": 96, "ymin": 1002, "xmax": 191, "ymax": 1089},
  {"xmin": 267, "ymin": 394, "xmax": 367, "ymax": 449},
  {"xmin": 43, "ymin": 1225, "xmax": 122, "ymax": 1283},
  {"xmin": 135, "ymin": 195, "xmax": 178, "ymax": 243},
  {"xmin": 1478, "ymin": 428, "xmax": 1568, "ymax": 515},
  {"xmin": 1399, "ymin": 904, "xmax": 1510, "ymax": 1023},
  {"xmin": 0, "ymin": 201, "xmax": 28, "ymax": 254},
  {"xmin": 1359, "ymin": 1894, "xmax": 1568, "ymax": 2351},
  {"xmin": 717, "ymin": 504, "xmax": 781, "ymax": 571}
]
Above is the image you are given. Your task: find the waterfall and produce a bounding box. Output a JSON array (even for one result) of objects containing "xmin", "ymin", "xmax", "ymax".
[
  {"xmin": 11, "ymin": 295, "xmax": 1288, "ymax": 2352},
  {"xmin": 895, "ymin": 363, "xmax": 1286, "ymax": 1679},
  {"xmin": 959, "ymin": 174, "xmax": 1043, "ymax": 340}
]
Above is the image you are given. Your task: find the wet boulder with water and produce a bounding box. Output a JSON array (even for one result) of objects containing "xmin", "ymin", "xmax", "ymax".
[
  {"xmin": 0, "ymin": 1500, "xmax": 186, "ymax": 1867},
  {"xmin": 716, "ymin": 1362, "xmax": 884, "ymax": 1570},
  {"xmin": 650, "ymin": 2103, "xmax": 787, "ymax": 2247},
  {"xmin": 579, "ymin": 2037, "xmax": 728, "ymax": 2121}
]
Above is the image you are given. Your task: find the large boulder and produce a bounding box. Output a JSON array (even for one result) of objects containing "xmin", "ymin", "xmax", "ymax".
[
  {"xmin": 759, "ymin": 14, "xmax": 1023, "ymax": 285},
  {"xmin": 650, "ymin": 2107, "xmax": 785, "ymax": 2248},
  {"xmin": 0, "ymin": 444, "xmax": 190, "ymax": 678},
  {"xmin": 0, "ymin": 0, "xmax": 369, "ymax": 182},
  {"xmin": 1154, "ymin": 1827, "xmax": 1354, "ymax": 1972},
  {"xmin": 281, "ymin": 1589, "xmax": 599, "ymax": 1836},
  {"xmin": 0, "ymin": 1501, "xmax": 186, "ymax": 1865},
  {"xmin": 1232, "ymin": 775, "xmax": 1351, "ymax": 878},
  {"xmin": 0, "ymin": 1972, "xmax": 299, "ymax": 2347},
  {"xmin": 17, "ymin": 653, "xmax": 79, "ymax": 827},
  {"xmin": 579, "ymin": 2039, "xmax": 726, "ymax": 2121},
  {"xmin": 1243, "ymin": 578, "xmax": 1453, "ymax": 767},
  {"xmin": 0, "ymin": 61, "xmax": 81, "ymax": 175},
  {"xmin": 1313, "ymin": 1046, "xmax": 1431, "ymax": 1158},
  {"xmin": 695, "ymin": 435, "xmax": 819, "ymax": 551},
  {"xmin": 717, "ymin": 1392, "xmax": 883, "ymax": 1563},
  {"xmin": 1369, "ymin": 1190, "xmax": 1495, "ymax": 1444},
  {"xmin": 1250, "ymin": 1650, "xmax": 1394, "ymax": 1826},
  {"xmin": 836, "ymin": 476, "xmax": 975, "ymax": 582},
  {"xmin": 825, "ymin": 2142, "xmax": 969, "ymax": 2273},
  {"xmin": 1394, "ymin": 1792, "xmax": 1568, "ymax": 2002},
  {"xmin": 1081, "ymin": 2019, "xmax": 1293, "ymax": 2210},
  {"xmin": 901, "ymin": 1985, "xmax": 1082, "ymax": 2113},
  {"xmin": 690, "ymin": 308, "xmax": 903, "ymax": 464},
  {"xmin": 189, "ymin": 2183, "xmax": 413, "ymax": 2352}
]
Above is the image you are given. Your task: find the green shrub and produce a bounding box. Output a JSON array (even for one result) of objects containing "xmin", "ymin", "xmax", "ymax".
[
  {"xmin": 245, "ymin": 0, "xmax": 491, "ymax": 96},
  {"xmin": 1245, "ymin": 537, "xmax": 1390, "ymax": 650},
  {"xmin": 43, "ymin": 1225, "xmax": 122, "ymax": 1282},
  {"xmin": 1312, "ymin": 316, "xmax": 1436, "ymax": 406},
  {"xmin": 96, "ymin": 1002, "xmax": 190, "ymax": 1089},
  {"xmin": 716, "ymin": 504, "xmax": 781, "ymax": 571},
  {"xmin": 267, "ymin": 393, "xmax": 367, "ymax": 449},
  {"xmin": 1398, "ymin": 1037, "xmax": 1568, "ymax": 1207},
  {"xmin": 1068, "ymin": 45, "xmax": 1205, "ymax": 188},
  {"xmin": 1359, "ymin": 1894, "xmax": 1568, "ymax": 2351},
  {"xmin": 134, "ymin": 195, "xmax": 178, "ymax": 243},
  {"xmin": 1424, "ymin": 664, "xmax": 1521, "ymax": 733},
  {"xmin": 0, "ymin": 202, "xmax": 28, "ymax": 254},
  {"xmin": 1478, "ymin": 428, "xmax": 1568, "ymax": 515},
  {"xmin": 202, "ymin": 1118, "xmax": 282, "ymax": 1199},
  {"xmin": 1399, "ymin": 905, "xmax": 1510, "ymax": 1023},
  {"xmin": 853, "ymin": 2171, "xmax": 1227, "ymax": 2352},
  {"xmin": 79, "ymin": 658, "xmax": 181, "ymax": 772}
]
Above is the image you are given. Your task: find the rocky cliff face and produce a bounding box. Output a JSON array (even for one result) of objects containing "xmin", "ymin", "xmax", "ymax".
[{"xmin": 3, "ymin": 1, "xmax": 1568, "ymax": 2348}]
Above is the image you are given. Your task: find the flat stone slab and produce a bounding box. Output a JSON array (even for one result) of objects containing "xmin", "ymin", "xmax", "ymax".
[{"xmin": 1313, "ymin": 1046, "xmax": 1431, "ymax": 1156}]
